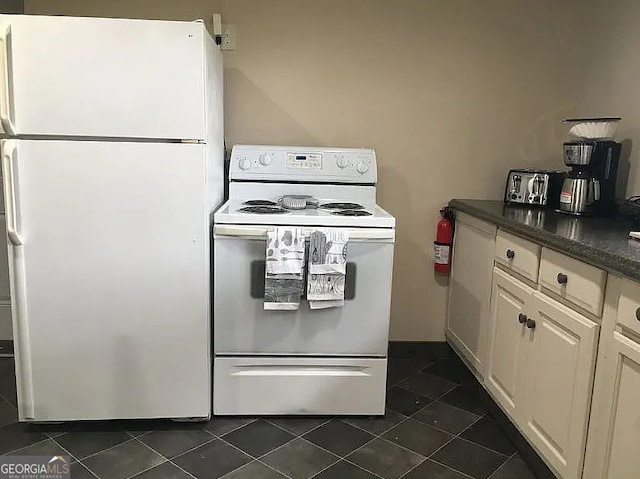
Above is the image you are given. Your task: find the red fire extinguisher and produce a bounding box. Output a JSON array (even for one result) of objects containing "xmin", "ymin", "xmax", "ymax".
[{"xmin": 434, "ymin": 207, "xmax": 454, "ymax": 273}]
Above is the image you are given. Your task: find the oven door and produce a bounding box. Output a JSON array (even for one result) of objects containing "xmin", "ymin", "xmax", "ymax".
[{"xmin": 213, "ymin": 224, "xmax": 395, "ymax": 356}]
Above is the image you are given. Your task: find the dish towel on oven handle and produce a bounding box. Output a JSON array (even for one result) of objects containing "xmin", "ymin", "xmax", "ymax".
[
  {"xmin": 264, "ymin": 227, "xmax": 306, "ymax": 310},
  {"xmin": 307, "ymin": 228, "xmax": 349, "ymax": 309}
]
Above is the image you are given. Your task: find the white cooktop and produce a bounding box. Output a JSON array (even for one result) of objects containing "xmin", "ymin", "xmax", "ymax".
[{"xmin": 214, "ymin": 200, "xmax": 396, "ymax": 228}]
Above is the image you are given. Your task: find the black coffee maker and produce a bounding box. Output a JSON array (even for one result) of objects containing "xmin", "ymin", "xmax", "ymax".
[
  {"xmin": 559, "ymin": 140, "xmax": 620, "ymax": 215},
  {"xmin": 559, "ymin": 118, "xmax": 622, "ymax": 216}
]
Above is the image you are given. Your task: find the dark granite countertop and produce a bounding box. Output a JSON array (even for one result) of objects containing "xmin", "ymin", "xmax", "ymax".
[{"xmin": 449, "ymin": 199, "xmax": 640, "ymax": 282}]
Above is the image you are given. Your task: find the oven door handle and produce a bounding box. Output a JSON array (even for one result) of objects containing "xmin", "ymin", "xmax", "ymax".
[{"xmin": 214, "ymin": 224, "xmax": 395, "ymax": 242}]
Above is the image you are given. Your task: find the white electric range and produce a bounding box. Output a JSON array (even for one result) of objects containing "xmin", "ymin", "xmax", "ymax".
[{"xmin": 213, "ymin": 145, "xmax": 396, "ymax": 415}]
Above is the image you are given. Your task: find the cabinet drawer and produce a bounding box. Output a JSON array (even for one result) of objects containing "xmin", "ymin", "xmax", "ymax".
[
  {"xmin": 539, "ymin": 248, "xmax": 606, "ymax": 316},
  {"xmin": 617, "ymin": 278, "xmax": 640, "ymax": 336},
  {"xmin": 213, "ymin": 357, "xmax": 387, "ymax": 415},
  {"xmin": 495, "ymin": 230, "xmax": 541, "ymax": 282}
]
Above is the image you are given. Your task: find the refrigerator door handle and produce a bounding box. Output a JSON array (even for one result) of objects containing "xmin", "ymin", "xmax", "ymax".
[
  {"xmin": 2, "ymin": 141, "xmax": 22, "ymax": 245},
  {"xmin": 0, "ymin": 23, "xmax": 15, "ymax": 136},
  {"xmin": 1, "ymin": 141, "xmax": 34, "ymax": 419}
]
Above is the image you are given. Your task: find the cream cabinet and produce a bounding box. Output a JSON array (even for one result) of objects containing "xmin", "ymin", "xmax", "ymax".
[
  {"xmin": 584, "ymin": 277, "xmax": 640, "ymax": 479},
  {"xmin": 588, "ymin": 333, "xmax": 640, "ymax": 479},
  {"xmin": 446, "ymin": 213, "xmax": 496, "ymax": 378},
  {"xmin": 486, "ymin": 267, "xmax": 531, "ymax": 419},
  {"xmin": 485, "ymin": 267, "xmax": 598, "ymax": 479},
  {"xmin": 522, "ymin": 292, "xmax": 598, "ymax": 479}
]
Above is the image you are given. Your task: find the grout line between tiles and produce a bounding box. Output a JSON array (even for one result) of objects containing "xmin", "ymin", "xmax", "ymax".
[
  {"xmin": 215, "ymin": 435, "xmax": 297, "ymax": 479},
  {"xmin": 73, "ymin": 460, "xmax": 101, "ymax": 479},
  {"xmin": 456, "ymin": 436, "xmax": 512, "ymax": 458},
  {"xmin": 73, "ymin": 436, "xmax": 138, "ymax": 463},
  {"xmin": 210, "ymin": 418, "xmax": 258, "ymax": 438},
  {"xmin": 424, "ymin": 458, "xmax": 478, "ymax": 479},
  {"xmin": 265, "ymin": 417, "xmax": 332, "ymax": 438},
  {"xmin": 129, "ymin": 438, "xmax": 199, "ymax": 479}
]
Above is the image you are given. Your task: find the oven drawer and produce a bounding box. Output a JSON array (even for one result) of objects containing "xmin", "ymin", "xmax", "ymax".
[{"xmin": 213, "ymin": 357, "xmax": 387, "ymax": 415}]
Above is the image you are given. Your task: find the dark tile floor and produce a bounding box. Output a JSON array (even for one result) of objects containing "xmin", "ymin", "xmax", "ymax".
[{"xmin": 0, "ymin": 352, "xmax": 538, "ymax": 479}]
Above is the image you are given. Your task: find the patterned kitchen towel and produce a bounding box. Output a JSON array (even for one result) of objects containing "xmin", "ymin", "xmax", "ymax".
[
  {"xmin": 307, "ymin": 228, "xmax": 349, "ymax": 309},
  {"xmin": 264, "ymin": 227, "xmax": 306, "ymax": 310}
]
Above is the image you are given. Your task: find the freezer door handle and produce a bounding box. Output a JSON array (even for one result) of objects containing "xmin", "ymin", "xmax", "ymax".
[
  {"xmin": 2, "ymin": 140, "xmax": 22, "ymax": 245},
  {"xmin": 0, "ymin": 23, "xmax": 15, "ymax": 135}
]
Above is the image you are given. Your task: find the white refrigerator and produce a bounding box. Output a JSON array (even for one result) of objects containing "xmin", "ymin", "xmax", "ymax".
[{"xmin": 0, "ymin": 14, "xmax": 224, "ymax": 421}]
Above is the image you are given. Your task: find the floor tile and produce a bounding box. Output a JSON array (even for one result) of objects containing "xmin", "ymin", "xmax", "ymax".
[
  {"xmin": 268, "ymin": 417, "xmax": 328, "ymax": 436},
  {"xmin": 413, "ymin": 401, "xmax": 481, "ymax": 434},
  {"xmin": 0, "ymin": 359, "xmax": 17, "ymax": 406},
  {"xmin": 303, "ymin": 420, "xmax": 374, "ymax": 457},
  {"xmin": 222, "ymin": 420, "xmax": 294, "ymax": 457},
  {"xmin": 347, "ymin": 437, "xmax": 424, "ymax": 479},
  {"xmin": 382, "ymin": 418, "xmax": 452, "ymax": 456},
  {"xmin": 387, "ymin": 361, "xmax": 416, "ymax": 386},
  {"xmin": 220, "ymin": 461, "xmax": 288, "ymax": 479},
  {"xmin": 440, "ymin": 385, "xmax": 488, "ymax": 416},
  {"xmin": 173, "ymin": 439, "xmax": 252, "ymax": 479},
  {"xmin": 139, "ymin": 427, "xmax": 215, "ymax": 458},
  {"xmin": 82, "ymin": 439, "xmax": 164, "ymax": 479},
  {"xmin": 386, "ymin": 386, "xmax": 432, "ymax": 415},
  {"xmin": 431, "ymin": 438, "xmax": 508, "ymax": 479},
  {"xmin": 130, "ymin": 461, "xmax": 193, "ymax": 479},
  {"xmin": 423, "ymin": 357, "xmax": 477, "ymax": 385},
  {"xmin": 204, "ymin": 417, "xmax": 256, "ymax": 436},
  {"xmin": 55, "ymin": 429, "xmax": 132, "ymax": 459},
  {"xmin": 460, "ymin": 417, "xmax": 516, "ymax": 456},
  {"xmin": 489, "ymin": 456, "xmax": 536, "ymax": 479},
  {"xmin": 262, "ymin": 438, "xmax": 337, "ymax": 479},
  {"xmin": 0, "ymin": 400, "xmax": 17, "ymax": 427},
  {"xmin": 399, "ymin": 372, "xmax": 458, "ymax": 399},
  {"xmin": 343, "ymin": 409, "xmax": 406, "ymax": 435},
  {"xmin": 11, "ymin": 438, "xmax": 73, "ymax": 457},
  {"xmin": 0, "ymin": 422, "xmax": 48, "ymax": 454},
  {"xmin": 391, "ymin": 358, "xmax": 437, "ymax": 372},
  {"xmin": 70, "ymin": 462, "xmax": 98, "ymax": 479},
  {"xmin": 403, "ymin": 458, "xmax": 471, "ymax": 479},
  {"xmin": 312, "ymin": 460, "xmax": 379, "ymax": 479}
]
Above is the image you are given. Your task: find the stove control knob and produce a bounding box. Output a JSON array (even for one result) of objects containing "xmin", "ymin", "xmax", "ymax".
[
  {"xmin": 238, "ymin": 157, "xmax": 251, "ymax": 170},
  {"xmin": 259, "ymin": 154, "xmax": 272, "ymax": 166},
  {"xmin": 336, "ymin": 155, "xmax": 349, "ymax": 169},
  {"xmin": 356, "ymin": 161, "xmax": 369, "ymax": 175}
]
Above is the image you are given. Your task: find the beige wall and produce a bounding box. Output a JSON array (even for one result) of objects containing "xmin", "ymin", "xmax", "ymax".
[
  {"xmin": 26, "ymin": 0, "xmax": 597, "ymax": 341},
  {"xmin": 578, "ymin": 0, "xmax": 640, "ymax": 196}
]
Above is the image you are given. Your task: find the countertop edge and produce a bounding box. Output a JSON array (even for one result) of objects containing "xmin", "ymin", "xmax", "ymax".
[{"xmin": 449, "ymin": 199, "xmax": 640, "ymax": 282}]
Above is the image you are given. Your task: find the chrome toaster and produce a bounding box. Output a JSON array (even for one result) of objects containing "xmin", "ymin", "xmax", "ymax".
[{"xmin": 504, "ymin": 169, "xmax": 565, "ymax": 207}]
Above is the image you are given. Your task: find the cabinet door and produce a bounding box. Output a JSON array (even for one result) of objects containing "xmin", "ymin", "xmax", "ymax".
[
  {"xmin": 447, "ymin": 214, "xmax": 496, "ymax": 377},
  {"xmin": 485, "ymin": 267, "xmax": 532, "ymax": 419},
  {"xmin": 522, "ymin": 293, "xmax": 599, "ymax": 479},
  {"xmin": 592, "ymin": 332, "xmax": 640, "ymax": 479}
]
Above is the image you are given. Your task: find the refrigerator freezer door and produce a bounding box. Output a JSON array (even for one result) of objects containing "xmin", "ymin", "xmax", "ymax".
[
  {"xmin": 1, "ymin": 139, "xmax": 210, "ymax": 421},
  {"xmin": 0, "ymin": 15, "xmax": 207, "ymax": 140}
]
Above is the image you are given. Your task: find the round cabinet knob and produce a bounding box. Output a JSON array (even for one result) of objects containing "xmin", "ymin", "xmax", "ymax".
[
  {"xmin": 557, "ymin": 273, "xmax": 568, "ymax": 285},
  {"xmin": 635, "ymin": 307, "xmax": 640, "ymax": 322},
  {"xmin": 506, "ymin": 249, "xmax": 515, "ymax": 259},
  {"xmin": 518, "ymin": 313, "xmax": 527, "ymax": 324},
  {"xmin": 356, "ymin": 161, "xmax": 369, "ymax": 175},
  {"xmin": 259, "ymin": 154, "xmax": 272, "ymax": 166},
  {"xmin": 336, "ymin": 155, "xmax": 349, "ymax": 169},
  {"xmin": 526, "ymin": 318, "xmax": 536, "ymax": 329},
  {"xmin": 238, "ymin": 158, "xmax": 251, "ymax": 170}
]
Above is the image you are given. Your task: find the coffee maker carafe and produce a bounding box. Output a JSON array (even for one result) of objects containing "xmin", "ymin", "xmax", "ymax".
[{"xmin": 559, "ymin": 140, "xmax": 620, "ymax": 215}]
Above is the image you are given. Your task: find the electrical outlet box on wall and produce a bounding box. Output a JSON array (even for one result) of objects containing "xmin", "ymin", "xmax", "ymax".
[{"xmin": 221, "ymin": 24, "xmax": 236, "ymax": 51}]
